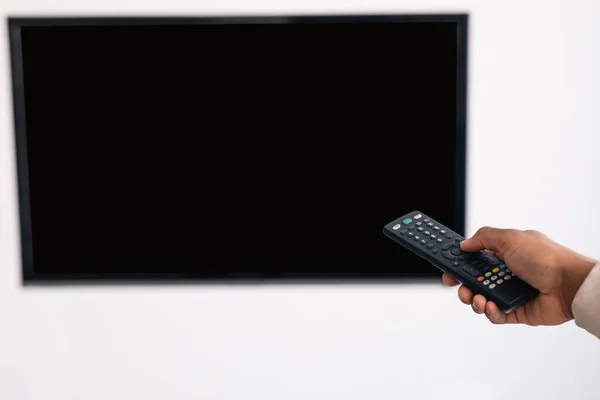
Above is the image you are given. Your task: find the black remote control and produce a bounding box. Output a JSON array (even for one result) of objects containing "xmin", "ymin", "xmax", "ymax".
[{"xmin": 382, "ymin": 211, "xmax": 539, "ymax": 313}]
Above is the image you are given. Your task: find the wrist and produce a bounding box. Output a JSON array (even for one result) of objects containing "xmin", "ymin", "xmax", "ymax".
[{"xmin": 561, "ymin": 254, "xmax": 597, "ymax": 319}]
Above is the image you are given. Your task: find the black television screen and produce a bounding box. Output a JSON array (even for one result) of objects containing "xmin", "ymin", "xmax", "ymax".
[{"xmin": 9, "ymin": 14, "xmax": 468, "ymax": 283}]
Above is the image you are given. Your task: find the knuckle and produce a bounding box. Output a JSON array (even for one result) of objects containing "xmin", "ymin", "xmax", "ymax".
[
  {"xmin": 525, "ymin": 229, "xmax": 548, "ymax": 240},
  {"xmin": 504, "ymin": 228, "xmax": 521, "ymax": 242},
  {"xmin": 475, "ymin": 226, "xmax": 492, "ymax": 237},
  {"xmin": 499, "ymin": 229, "xmax": 521, "ymax": 251}
]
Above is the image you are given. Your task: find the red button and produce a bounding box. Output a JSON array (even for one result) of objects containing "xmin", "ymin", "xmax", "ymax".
[{"xmin": 477, "ymin": 276, "xmax": 484, "ymax": 282}]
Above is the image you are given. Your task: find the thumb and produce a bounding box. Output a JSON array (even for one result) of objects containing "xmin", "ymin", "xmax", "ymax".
[{"xmin": 460, "ymin": 226, "xmax": 513, "ymax": 255}]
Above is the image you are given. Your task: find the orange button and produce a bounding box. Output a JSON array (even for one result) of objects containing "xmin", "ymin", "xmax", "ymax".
[
  {"xmin": 492, "ymin": 268, "xmax": 500, "ymax": 273},
  {"xmin": 477, "ymin": 276, "xmax": 484, "ymax": 282}
]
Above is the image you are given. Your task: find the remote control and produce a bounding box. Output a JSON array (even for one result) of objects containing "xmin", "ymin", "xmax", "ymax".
[{"xmin": 382, "ymin": 211, "xmax": 539, "ymax": 313}]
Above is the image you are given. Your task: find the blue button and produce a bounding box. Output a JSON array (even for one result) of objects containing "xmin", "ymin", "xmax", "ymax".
[
  {"xmin": 402, "ymin": 218, "xmax": 413, "ymax": 224},
  {"xmin": 499, "ymin": 264, "xmax": 506, "ymax": 269}
]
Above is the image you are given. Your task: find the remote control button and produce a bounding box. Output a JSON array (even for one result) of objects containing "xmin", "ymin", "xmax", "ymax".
[
  {"xmin": 485, "ymin": 272, "xmax": 492, "ymax": 278},
  {"xmin": 440, "ymin": 230, "xmax": 446, "ymax": 234},
  {"xmin": 489, "ymin": 283, "xmax": 496, "ymax": 289},
  {"xmin": 505, "ymin": 275, "xmax": 511, "ymax": 280},
  {"xmin": 483, "ymin": 280, "xmax": 490, "ymax": 285},
  {"xmin": 498, "ymin": 271, "xmax": 505, "ymax": 277},
  {"xmin": 424, "ymin": 218, "xmax": 430, "ymax": 222},
  {"xmin": 414, "ymin": 236, "xmax": 420, "ymax": 241},
  {"xmin": 420, "ymin": 239, "xmax": 427, "ymax": 245},
  {"xmin": 476, "ymin": 256, "xmax": 488, "ymax": 265},
  {"xmin": 408, "ymin": 226, "xmax": 416, "ymax": 230},
  {"xmin": 416, "ymin": 222, "xmax": 423, "ymax": 226},
  {"xmin": 424, "ymin": 231, "xmax": 430, "ymax": 236},
  {"xmin": 499, "ymin": 264, "xmax": 507, "ymax": 269},
  {"xmin": 430, "ymin": 234, "xmax": 436, "ymax": 239},
  {"xmin": 466, "ymin": 267, "xmax": 481, "ymax": 276},
  {"xmin": 445, "ymin": 234, "xmax": 453, "ymax": 239},
  {"xmin": 413, "ymin": 214, "xmax": 422, "ymax": 219},
  {"xmin": 441, "ymin": 244, "xmax": 451, "ymax": 250},
  {"xmin": 491, "ymin": 275, "xmax": 498, "ymax": 281},
  {"xmin": 432, "ymin": 248, "xmax": 439, "ymax": 254},
  {"xmin": 442, "ymin": 252, "xmax": 454, "ymax": 261},
  {"xmin": 436, "ymin": 238, "xmax": 443, "ymax": 243},
  {"xmin": 400, "ymin": 229, "xmax": 408, "ymax": 235},
  {"xmin": 453, "ymin": 261, "xmax": 459, "ymax": 267},
  {"xmin": 402, "ymin": 218, "xmax": 412, "ymax": 224},
  {"xmin": 477, "ymin": 276, "xmax": 484, "ymax": 282},
  {"xmin": 480, "ymin": 252, "xmax": 500, "ymax": 265},
  {"xmin": 392, "ymin": 224, "xmax": 401, "ymax": 230},
  {"xmin": 455, "ymin": 237, "xmax": 462, "ymax": 242},
  {"xmin": 417, "ymin": 227, "xmax": 424, "ymax": 232},
  {"xmin": 450, "ymin": 248, "xmax": 462, "ymax": 256},
  {"xmin": 497, "ymin": 279, "xmax": 504, "ymax": 284},
  {"xmin": 492, "ymin": 268, "xmax": 499, "ymax": 273},
  {"xmin": 434, "ymin": 226, "xmax": 440, "ymax": 231},
  {"xmin": 426, "ymin": 243, "xmax": 434, "ymax": 249},
  {"xmin": 472, "ymin": 256, "xmax": 485, "ymax": 266},
  {"xmin": 511, "ymin": 272, "xmax": 515, "ymax": 276},
  {"xmin": 407, "ymin": 232, "xmax": 414, "ymax": 237}
]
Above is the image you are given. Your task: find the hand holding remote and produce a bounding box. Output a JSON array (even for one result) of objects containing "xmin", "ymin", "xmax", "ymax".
[{"xmin": 444, "ymin": 227, "xmax": 597, "ymax": 326}]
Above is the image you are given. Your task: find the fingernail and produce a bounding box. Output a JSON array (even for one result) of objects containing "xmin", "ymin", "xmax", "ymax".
[{"xmin": 471, "ymin": 303, "xmax": 481, "ymax": 314}]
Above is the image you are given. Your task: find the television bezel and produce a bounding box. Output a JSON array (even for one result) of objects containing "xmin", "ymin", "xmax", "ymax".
[{"xmin": 8, "ymin": 13, "xmax": 468, "ymax": 284}]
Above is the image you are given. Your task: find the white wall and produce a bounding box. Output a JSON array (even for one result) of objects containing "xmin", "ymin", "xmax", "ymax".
[{"xmin": 1, "ymin": 1, "xmax": 600, "ymax": 399}]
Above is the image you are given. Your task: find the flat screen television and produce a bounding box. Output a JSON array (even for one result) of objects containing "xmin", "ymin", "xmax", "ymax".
[{"xmin": 8, "ymin": 14, "xmax": 468, "ymax": 283}]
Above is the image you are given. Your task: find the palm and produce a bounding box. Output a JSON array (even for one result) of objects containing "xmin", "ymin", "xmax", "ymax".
[
  {"xmin": 499, "ymin": 242, "xmax": 571, "ymax": 326},
  {"xmin": 507, "ymin": 292, "xmax": 569, "ymax": 326}
]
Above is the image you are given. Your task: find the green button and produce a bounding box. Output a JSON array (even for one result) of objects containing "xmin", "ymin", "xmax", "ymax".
[
  {"xmin": 402, "ymin": 218, "xmax": 413, "ymax": 224},
  {"xmin": 485, "ymin": 272, "xmax": 492, "ymax": 277},
  {"xmin": 499, "ymin": 264, "xmax": 506, "ymax": 269}
]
